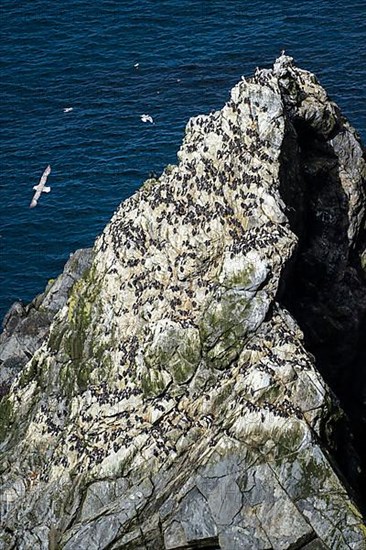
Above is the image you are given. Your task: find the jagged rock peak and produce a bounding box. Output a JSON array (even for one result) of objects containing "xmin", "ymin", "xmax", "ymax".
[{"xmin": 0, "ymin": 55, "xmax": 365, "ymax": 549}]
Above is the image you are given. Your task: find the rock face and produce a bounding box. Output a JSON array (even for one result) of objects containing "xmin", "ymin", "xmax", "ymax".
[
  {"xmin": 0, "ymin": 55, "xmax": 366, "ymax": 549},
  {"xmin": 0, "ymin": 248, "xmax": 93, "ymax": 390}
]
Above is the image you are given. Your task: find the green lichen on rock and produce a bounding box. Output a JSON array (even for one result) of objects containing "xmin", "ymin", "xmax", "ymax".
[
  {"xmin": 200, "ymin": 291, "xmax": 249, "ymax": 348},
  {"xmin": 67, "ymin": 278, "xmax": 93, "ymax": 333},
  {"xmin": 165, "ymin": 330, "xmax": 201, "ymax": 385},
  {"xmin": 76, "ymin": 361, "xmax": 96, "ymax": 393},
  {"xmin": 17, "ymin": 357, "xmax": 39, "ymax": 390},
  {"xmin": 200, "ymin": 290, "xmax": 251, "ymax": 369},
  {"xmin": 200, "ymin": 287, "xmax": 270, "ymax": 369},
  {"xmin": 297, "ymin": 452, "xmax": 329, "ymax": 499},
  {"xmin": 219, "ymin": 251, "xmax": 268, "ymax": 292},
  {"xmin": 0, "ymin": 396, "xmax": 13, "ymax": 442},
  {"xmin": 272, "ymin": 422, "xmax": 307, "ymax": 459},
  {"xmin": 47, "ymin": 319, "xmax": 68, "ymax": 353},
  {"xmin": 212, "ymin": 380, "xmax": 235, "ymax": 412},
  {"xmin": 168, "ymin": 358, "xmax": 195, "ymax": 385},
  {"xmin": 220, "ymin": 264, "xmax": 255, "ymax": 290},
  {"xmin": 141, "ymin": 367, "xmax": 171, "ymax": 398},
  {"xmin": 144, "ymin": 327, "xmax": 177, "ymax": 368},
  {"xmin": 67, "ymin": 268, "xmax": 99, "ymax": 333},
  {"xmin": 52, "ymin": 263, "xmax": 105, "ymax": 393},
  {"xmin": 144, "ymin": 323, "xmax": 201, "ymax": 386},
  {"xmin": 59, "ymin": 363, "xmax": 76, "ymax": 396}
]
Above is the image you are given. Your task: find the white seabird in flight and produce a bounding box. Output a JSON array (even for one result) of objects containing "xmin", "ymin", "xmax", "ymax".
[
  {"xmin": 30, "ymin": 165, "xmax": 52, "ymax": 208},
  {"xmin": 140, "ymin": 114, "xmax": 154, "ymax": 124},
  {"xmin": 63, "ymin": 107, "xmax": 73, "ymax": 113}
]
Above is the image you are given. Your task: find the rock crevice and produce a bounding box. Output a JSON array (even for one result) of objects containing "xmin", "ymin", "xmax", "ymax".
[{"xmin": 274, "ymin": 57, "xmax": 366, "ymax": 510}]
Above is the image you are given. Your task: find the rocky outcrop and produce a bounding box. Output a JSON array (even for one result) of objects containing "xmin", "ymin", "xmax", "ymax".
[
  {"xmin": 0, "ymin": 55, "xmax": 365, "ymax": 549},
  {"xmin": 0, "ymin": 248, "xmax": 93, "ymax": 389}
]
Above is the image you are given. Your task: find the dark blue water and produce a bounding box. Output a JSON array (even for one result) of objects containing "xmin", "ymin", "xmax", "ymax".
[{"xmin": 1, "ymin": 0, "xmax": 365, "ymax": 321}]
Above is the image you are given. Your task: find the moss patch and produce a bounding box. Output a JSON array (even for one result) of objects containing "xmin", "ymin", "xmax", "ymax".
[
  {"xmin": 167, "ymin": 331, "xmax": 201, "ymax": 384},
  {"xmin": 201, "ymin": 292, "xmax": 249, "ymax": 345},
  {"xmin": 48, "ymin": 320, "xmax": 68, "ymax": 353},
  {"xmin": 18, "ymin": 358, "xmax": 39, "ymax": 390},
  {"xmin": 59, "ymin": 263, "xmax": 105, "ymax": 393},
  {"xmin": 169, "ymin": 360, "xmax": 194, "ymax": 385},
  {"xmin": 144, "ymin": 325, "xmax": 201, "ymax": 386},
  {"xmin": 200, "ymin": 291, "xmax": 252, "ymax": 369},
  {"xmin": 222, "ymin": 264, "xmax": 254, "ymax": 290},
  {"xmin": 0, "ymin": 396, "xmax": 13, "ymax": 442},
  {"xmin": 212, "ymin": 381, "xmax": 235, "ymax": 413},
  {"xmin": 141, "ymin": 368, "xmax": 171, "ymax": 398}
]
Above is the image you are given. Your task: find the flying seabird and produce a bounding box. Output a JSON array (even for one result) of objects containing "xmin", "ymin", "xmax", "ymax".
[
  {"xmin": 29, "ymin": 165, "xmax": 51, "ymax": 208},
  {"xmin": 140, "ymin": 114, "xmax": 154, "ymax": 124},
  {"xmin": 63, "ymin": 107, "xmax": 73, "ymax": 113}
]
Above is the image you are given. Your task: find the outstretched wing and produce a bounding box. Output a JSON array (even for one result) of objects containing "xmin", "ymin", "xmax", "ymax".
[{"xmin": 39, "ymin": 165, "xmax": 51, "ymax": 187}]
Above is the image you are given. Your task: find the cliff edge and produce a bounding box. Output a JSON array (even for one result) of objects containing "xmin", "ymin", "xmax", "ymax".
[{"xmin": 1, "ymin": 55, "xmax": 366, "ymax": 549}]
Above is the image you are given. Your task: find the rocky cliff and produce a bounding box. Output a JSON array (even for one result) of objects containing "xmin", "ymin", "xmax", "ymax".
[{"xmin": 1, "ymin": 54, "xmax": 366, "ymax": 549}]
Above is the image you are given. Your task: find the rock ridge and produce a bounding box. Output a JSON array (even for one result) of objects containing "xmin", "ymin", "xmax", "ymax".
[
  {"xmin": 0, "ymin": 55, "xmax": 365, "ymax": 549},
  {"xmin": 0, "ymin": 248, "xmax": 93, "ymax": 389}
]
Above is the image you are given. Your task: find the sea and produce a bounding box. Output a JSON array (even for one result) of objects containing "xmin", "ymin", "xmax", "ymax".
[{"xmin": 1, "ymin": 0, "xmax": 365, "ymax": 323}]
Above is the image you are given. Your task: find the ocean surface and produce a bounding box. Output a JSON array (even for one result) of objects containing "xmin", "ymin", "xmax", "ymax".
[{"xmin": 1, "ymin": 0, "xmax": 365, "ymax": 322}]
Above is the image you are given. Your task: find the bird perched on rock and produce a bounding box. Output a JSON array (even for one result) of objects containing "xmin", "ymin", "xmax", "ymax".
[{"xmin": 29, "ymin": 165, "xmax": 52, "ymax": 208}]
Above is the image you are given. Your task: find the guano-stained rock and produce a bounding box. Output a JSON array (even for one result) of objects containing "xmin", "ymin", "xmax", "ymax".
[{"xmin": 0, "ymin": 55, "xmax": 365, "ymax": 550}]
